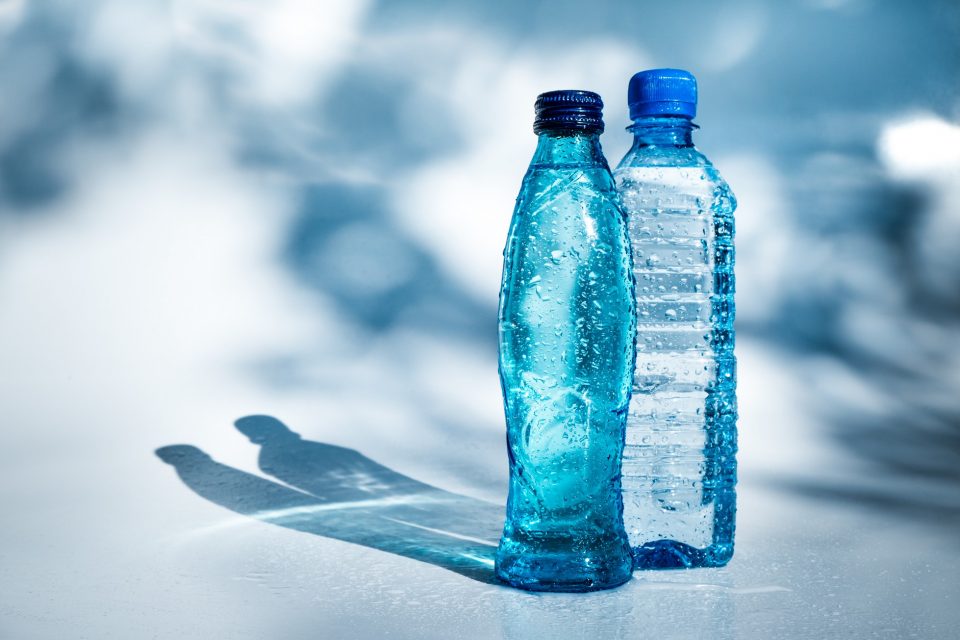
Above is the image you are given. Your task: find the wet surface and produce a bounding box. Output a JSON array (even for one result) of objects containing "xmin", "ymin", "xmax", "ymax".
[
  {"xmin": 1, "ymin": 333, "xmax": 958, "ymax": 638},
  {"xmin": 1, "ymin": 1, "xmax": 958, "ymax": 637}
]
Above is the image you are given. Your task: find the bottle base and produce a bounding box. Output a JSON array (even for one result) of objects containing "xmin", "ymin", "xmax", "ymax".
[
  {"xmin": 632, "ymin": 540, "xmax": 734, "ymax": 570},
  {"xmin": 496, "ymin": 535, "xmax": 633, "ymax": 592}
]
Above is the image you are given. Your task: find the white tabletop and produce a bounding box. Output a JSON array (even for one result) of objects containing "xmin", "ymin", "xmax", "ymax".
[{"xmin": 0, "ymin": 178, "xmax": 956, "ymax": 638}]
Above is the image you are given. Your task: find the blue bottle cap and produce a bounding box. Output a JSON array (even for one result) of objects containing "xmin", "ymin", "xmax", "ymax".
[
  {"xmin": 534, "ymin": 90, "xmax": 604, "ymax": 134},
  {"xmin": 628, "ymin": 68, "xmax": 697, "ymax": 120}
]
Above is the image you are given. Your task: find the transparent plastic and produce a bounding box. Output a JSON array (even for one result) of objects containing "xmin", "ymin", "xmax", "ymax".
[{"xmin": 613, "ymin": 116, "xmax": 737, "ymax": 569}]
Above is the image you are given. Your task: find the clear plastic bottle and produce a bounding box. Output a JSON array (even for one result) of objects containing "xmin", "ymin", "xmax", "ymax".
[
  {"xmin": 496, "ymin": 90, "xmax": 635, "ymax": 591},
  {"xmin": 613, "ymin": 69, "xmax": 737, "ymax": 569}
]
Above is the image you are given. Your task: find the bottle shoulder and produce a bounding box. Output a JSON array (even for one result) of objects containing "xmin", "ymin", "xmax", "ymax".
[
  {"xmin": 524, "ymin": 163, "xmax": 615, "ymax": 184},
  {"xmin": 508, "ymin": 167, "xmax": 628, "ymax": 256},
  {"xmin": 519, "ymin": 166, "xmax": 620, "ymax": 209},
  {"xmin": 615, "ymin": 144, "xmax": 710, "ymax": 169},
  {"xmin": 614, "ymin": 147, "xmax": 736, "ymax": 215}
]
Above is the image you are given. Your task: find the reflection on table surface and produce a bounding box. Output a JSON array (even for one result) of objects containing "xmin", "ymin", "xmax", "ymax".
[{"xmin": 1, "ymin": 1, "xmax": 958, "ymax": 638}]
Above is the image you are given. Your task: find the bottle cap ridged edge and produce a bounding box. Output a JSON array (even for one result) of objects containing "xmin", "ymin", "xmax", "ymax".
[{"xmin": 535, "ymin": 90, "xmax": 605, "ymax": 134}]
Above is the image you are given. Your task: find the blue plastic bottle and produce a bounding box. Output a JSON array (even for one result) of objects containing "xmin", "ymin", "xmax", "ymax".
[
  {"xmin": 613, "ymin": 70, "xmax": 738, "ymax": 569},
  {"xmin": 495, "ymin": 90, "xmax": 635, "ymax": 592}
]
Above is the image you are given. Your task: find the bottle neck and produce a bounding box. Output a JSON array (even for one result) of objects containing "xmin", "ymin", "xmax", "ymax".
[
  {"xmin": 531, "ymin": 130, "xmax": 606, "ymax": 167},
  {"xmin": 628, "ymin": 116, "xmax": 696, "ymax": 147}
]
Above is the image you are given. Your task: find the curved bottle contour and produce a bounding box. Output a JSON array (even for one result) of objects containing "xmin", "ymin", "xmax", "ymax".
[{"xmin": 496, "ymin": 129, "xmax": 635, "ymax": 592}]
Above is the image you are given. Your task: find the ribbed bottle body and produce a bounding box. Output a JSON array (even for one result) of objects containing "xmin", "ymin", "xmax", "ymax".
[
  {"xmin": 614, "ymin": 144, "xmax": 737, "ymax": 569},
  {"xmin": 496, "ymin": 132, "xmax": 634, "ymax": 591}
]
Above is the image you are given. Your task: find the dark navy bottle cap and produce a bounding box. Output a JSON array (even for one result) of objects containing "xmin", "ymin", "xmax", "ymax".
[
  {"xmin": 628, "ymin": 69, "xmax": 697, "ymax": 120},
  {"xmin": 534, "ymin": 90, "xmax": 604, "ymax": 134}
]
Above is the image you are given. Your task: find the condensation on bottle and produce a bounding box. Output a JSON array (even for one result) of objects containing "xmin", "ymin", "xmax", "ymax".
[
  {"xmin": 495, "ymin": 90, "xmax": 634, "ymax": 591},
  {"xmin": 613, "ymin": 69, "xmax": 738, "ymax": 569}
]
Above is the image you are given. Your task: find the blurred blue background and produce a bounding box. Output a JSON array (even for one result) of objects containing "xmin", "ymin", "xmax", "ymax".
[{"xmin": 1, "ymin": 1, "xmax": 959, "ymax": 638}]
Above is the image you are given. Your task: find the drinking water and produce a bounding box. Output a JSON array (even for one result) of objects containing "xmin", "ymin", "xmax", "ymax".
[
  {"xmin": 496, "ymin": 90, "xmax": 634, "ymax": 591},
  {"xmin": 613, "ymin": 69, "xmax": 738, "ymax": 569}
]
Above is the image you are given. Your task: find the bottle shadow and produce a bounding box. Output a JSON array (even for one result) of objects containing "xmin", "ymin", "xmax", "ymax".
[{"xmin": 156, "ymin": 415, "xmax": 503, "ymax": 585}]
